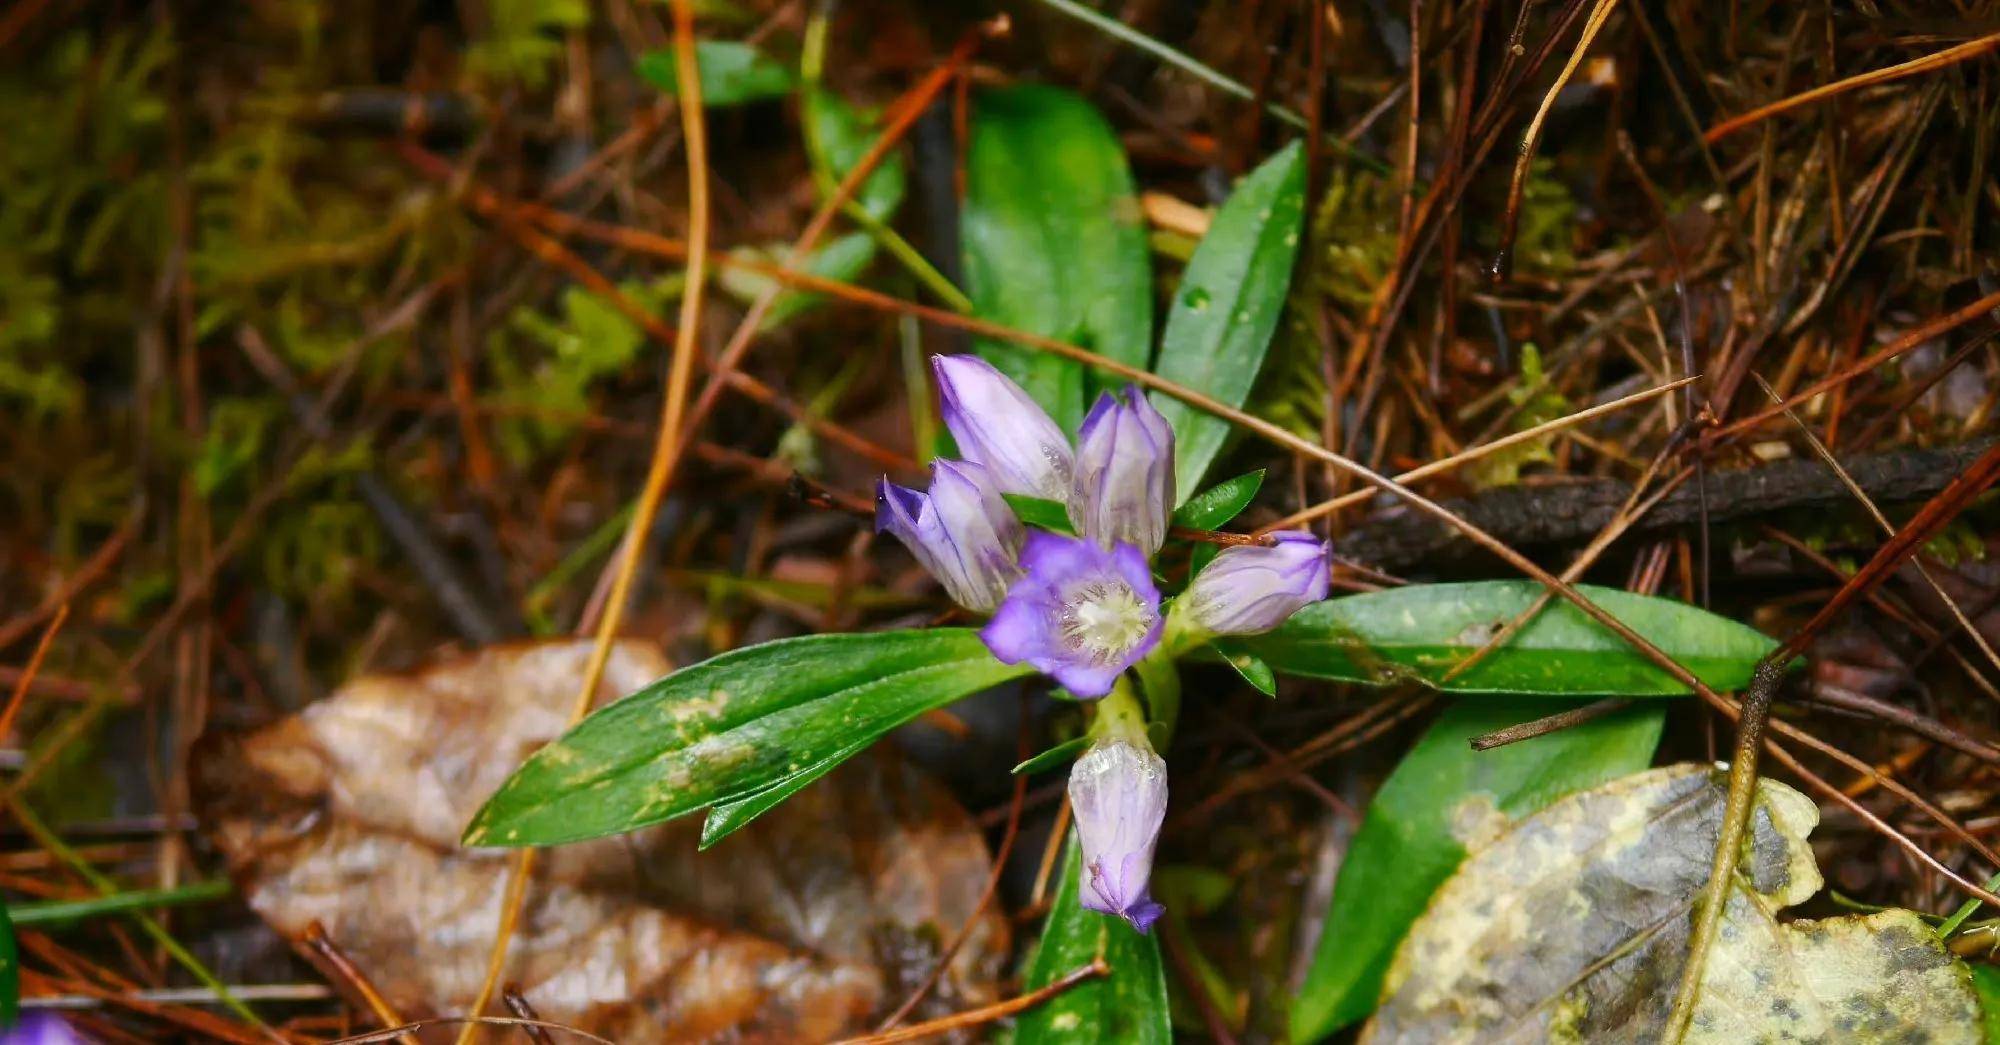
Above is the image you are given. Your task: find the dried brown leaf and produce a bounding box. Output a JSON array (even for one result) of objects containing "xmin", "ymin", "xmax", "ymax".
[
  {"xmin": 193, "ymin": 639, "xmax": 1007, "ymax": 1042},
  {"xmin": 1365, "ymin": 763, "xmax": 1980, "ymax": 1043}
]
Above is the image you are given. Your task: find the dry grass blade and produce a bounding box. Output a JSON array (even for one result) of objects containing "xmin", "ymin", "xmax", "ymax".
[
  {"xmin": 1704, "ymin": 30, "xmax": 2000, "ymax": 142},
  {"xmin": 454, "ymin": 2, "xmax": 713, "ymax": 1039},
  {"xmin": 1257, "ymin": 376, "xmax": 1696, "ymax": 533}
]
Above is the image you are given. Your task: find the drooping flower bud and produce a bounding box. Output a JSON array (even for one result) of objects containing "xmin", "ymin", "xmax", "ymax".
[
  {"xmin": 1072, "ymin": 386, "xmax": 1175, "ymax": 554},
  {"xmin": 979, "ymin": 532, "xmax": 1163, "ymax": 698},
  {"xmin": 932, "ymin": 354, "xmax": 1074, "ymax": 502},
  {"xmin": 876, "ymin": 460, "xmax": 1024, "ymax": 613},
  {"xmin": 1068, "ymin": 735, "xmax": 1167, "ymax": 933},
  {"xmin": 1179, "ymin": 530, "xmax": 1330, "ymax": 635}
]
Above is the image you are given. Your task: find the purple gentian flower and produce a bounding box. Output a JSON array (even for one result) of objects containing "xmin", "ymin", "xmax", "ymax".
[
  {"xmin": 1068, "ymin": 736, "xmax": 1168, "ymax": 932},
  {"xmin": 876, "ymin": 460, "xmax": 1024, "ymax": 613},
  {"xmin": 1073, "ymin": 387, "xmax": 1175, "ymax": 555},
  {"xmin": 980, "ymin": 532, "xmax": 1164, "ymax": 698},
  {"xmin": 1180, "ymin": 531, "xmax": 1330, "ymax": 634},
  {"xmin": 933, "ymin": 355, "xmax": 1075, "ymax": 502},
  {"xmin": 2, "ymin": 1014, "xmax": 85, "ymax": 1045}
]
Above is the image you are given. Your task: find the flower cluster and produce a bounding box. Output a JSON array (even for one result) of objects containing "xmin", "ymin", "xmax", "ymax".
[{"xmin": 877, "ymin": 355, "xmax": 1330, "ymax": 930}]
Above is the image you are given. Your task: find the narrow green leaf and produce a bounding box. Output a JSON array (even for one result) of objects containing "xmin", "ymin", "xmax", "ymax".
[
  {"xmin": 1013, "ymin": 735, "xmax": 1090, "ymax": 776},
  {"xmin": 1003, "ymin": 493, "xmax": 1076, "ymax": 533},
  {"xmin": 1149, "ymin": 142, "xmax": 1306, "ymax": 497},
  {"xmin": 466, "ymin": 630, "xmax": 1031, "ymax": 846},
  {"xmin": 1290, "ymin": 699, "xmax": 1665, "ymax": 1041},
  {"xmin": 635, "ymin": 41, "xmax": 794, "ymax": 106},
  {"xmin": 962, "ymin": 85, "xmax": 1152, "ymax": 432},
  {"xmin": 0, "ymin": 900, "xmax": 15, "ymax": 1029},
  {"xmin": 8, "ymin": 879, "xmax": 231, "ymax": 929},
  {"xmin": 698, "ymin": 733, "xmax": 875, "ymax": 847},
  {"xmin": 1974, "ymin": 963, "xmax": 2000, "ymax": 1043},
  {"xmin": 1228, "ymin": 581, "xmax": 1779, "ymax": 696},
  {"xmin": 1011, "ymin": 838, "xmax": 1172, "ymax": 1044},
  {"xmin": 1170, "ymin": 469, "xmax": 1265, "ymax": 531},
  {"xmin": 1213, "ymin": 644, "xmax": 1276, "ymax": 696}
]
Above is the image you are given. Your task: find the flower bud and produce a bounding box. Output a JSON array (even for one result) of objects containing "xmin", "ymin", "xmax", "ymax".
[
  {"xmin": 1067, "ymin": 736, "xmax": 1167, "ymax": 933},
  {"xmin": 932, "ymin": 354, "xmax": 1074, "ymax": 502},
  {"xmin": 876, "ymin": 460, "xmax": 1024, "ymax": 612},
  {"xmin": 1180, "ymin": 530, "xmax": 1329, "ymax": 635},
  {"xmin": 1072, "ymin": 387, "xmax": 1175, "ymax": 554}
]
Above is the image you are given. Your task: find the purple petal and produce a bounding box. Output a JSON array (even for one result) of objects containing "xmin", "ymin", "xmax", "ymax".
[
  {"xmin": 932, "ymin": 355, "xmax": 1074, "ymax": 501},
  {"xmin": 977, "ymin": 533, "xmax": 1163, "ymax": 698},
  {"xmin": 1069, "ymin": 737, "xmax": 1168, "ymax": 933},
  {"xmin": 1181, "ymin": 531, "xmax": 1330, "ymax": 635},
  {"xmin": 1071, "ymin": 388, "xmax": 1174, "ymax": 554},
  {"xmin": 1, "ymin": 1014, "xmax": 85, "ymax": 1045},
  {"xmin": 876, "ymin": 462, "xmax": 1024, "ymax": 612}
]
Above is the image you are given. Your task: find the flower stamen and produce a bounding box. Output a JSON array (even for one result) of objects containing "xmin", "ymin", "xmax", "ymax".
[{"xmin": 1057, "ymin": 580, "xmax": 1158, "ymax": 666}]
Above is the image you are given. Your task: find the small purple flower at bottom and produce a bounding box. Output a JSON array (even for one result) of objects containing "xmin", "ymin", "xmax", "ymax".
[
  {"xmin": 1068, "ymin": 736, "xmax": 1168, "ymax": 932},
  {"xmin": 2, "ymin": 1014, "xmax": 85, "ymax": 1045},
  {"xmin": 980, "ymin": 532, "xmax": 1164, "ymax": 698}
]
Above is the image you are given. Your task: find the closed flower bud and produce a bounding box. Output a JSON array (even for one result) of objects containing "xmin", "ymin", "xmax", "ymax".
[
  {"xmin": 876, "ymin": 460, "xmax": 1024, "ymax": 613},
  {"xmin": 1072, "ymin": 387, "xmax": 1174, "ymax": 554},
  {"xmin": 1067, "ymin": 736, "xmax": 1168, "ymax": 933},
  {"xmin": 1180, "ymin": 530, "xmax": 1329, "ymax": 635},
  {"xmin": 932, "ymin": 354, "xmax": 1074, "ymax": 502}
]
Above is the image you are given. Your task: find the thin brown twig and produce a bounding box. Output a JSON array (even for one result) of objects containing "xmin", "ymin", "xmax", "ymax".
[
  {"xmin": 1256, "ymin": 376, "xmax": 1696, "ymax": 532},
  {"xmin": 830, "ymin": 959, "xmax": 1109, "ymax": 1045},
  {"xmin": 0, "ymin": 603, "xmax": 67, "ymax": 746},
  {"xmin": 1704, "ymin": 29, "xmax": 2000, "ymax": 142},
  {"xmin": 302, "ymin": 922, "xmax": 416, "ymax": 1045}
]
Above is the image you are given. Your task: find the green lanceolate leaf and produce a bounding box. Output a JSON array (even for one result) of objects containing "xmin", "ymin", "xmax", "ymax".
[
  {"xmin": 1170, "ymin": 469, "xmax": 1264, "ymax": 531},
  {"xmin": 1213, "ymin": 644, "xmax": 1276, "ymax": 696},
  {"xmin": 1149, "ymin": 141, "xmax": 1305, "ymax": 497},
  {"xmin": 466, "ymin": 630, "xmax": 1030, "ymax": 847},
  {"xmin": 802, "ymin": 87, "xmax": 906, "ymax": 222},
  {"xmin": 1973, "ymin": 964, "xmax": 2000, "ymax": 1043},
  {"xmin": 1289, "ymin": 699, "xmax": 1664, "ymax": 1041},
  {"xmin": 1228, "ymin": 580, "xmax": 1779, "ymax": 696},
  {"xmin": 1003, "ymin": 493, "xmax": 1077, "ymax": 534},
  {"xmin": 1010, "ymin": 838, "xmax": 1172, "ymax": 1044},
  {"xmin": 0, "ymin": 899, "xmax": 15, "ymax": 1029},
  {"xmin": 635, "ymin": 40, "xmax": 794, "ymax": 106},
  {"xmin": 962, "ymin": 85, "xmax": 1152, "ymax": 433},
  {"xmin": 1013, "ymin": 735, "xmax": 1090, "ymax": 776}
]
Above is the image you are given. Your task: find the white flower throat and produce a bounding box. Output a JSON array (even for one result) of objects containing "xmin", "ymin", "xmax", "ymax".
[{"xmin": 1057, "ymin": 578, "xmax": 1157, "ymax": 665}]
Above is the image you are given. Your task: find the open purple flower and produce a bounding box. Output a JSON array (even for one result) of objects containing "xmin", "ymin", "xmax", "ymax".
[
  {"xmin": 876, "ymin": 460, "xmax": 1024, "ymax": 613},
  {"xmin": 1068, "ymin": 736, "xmax": 1168, "ymax": 932},
  {"xmin": 1073, "ymin": 386, "xmax": 1174, "ymax": 555},
  {"xmin": 980, "ymin": 532, "xmax": 1163, "ymax": 698},
  {"xmin": 933, "ymin": 355, "xmax": 1075, "ymax": 502},
  {"xmin": 1179, "ymin": 530, "xmax": 1330, "ymax": 635}
]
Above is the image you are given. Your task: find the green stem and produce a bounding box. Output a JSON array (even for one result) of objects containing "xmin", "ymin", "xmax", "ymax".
[
  {"xmin": 10, "ymin": 879, "xmax": 232, "ymax": 929},
  {"xmin": 1133, "ymin": 651, "xmax": 1182, "ymax": 743},
  {"xmin": 7, "ymin": 800, "xmax": 271, "ymax": 1034},
  {"xmin": 1028, "ymin": 0, "xmax": 1392, "ymax": 174},
  {"xmin": 799, "ymin": 12, "xmax": 974, "ymax": 313},
  {"xmin": 1091, "ymin": 675, "xmax": 1153, "ymax": 746}
]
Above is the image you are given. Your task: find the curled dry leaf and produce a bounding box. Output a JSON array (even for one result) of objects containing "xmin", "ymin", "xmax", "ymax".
[
  {"xmin": 1365, "ymin": 763, "xmax": 1981, "ymax": 1044},
  {"xmin": 193, "ymin": 639, "xmax": 1007, "ymax": 1042}
]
